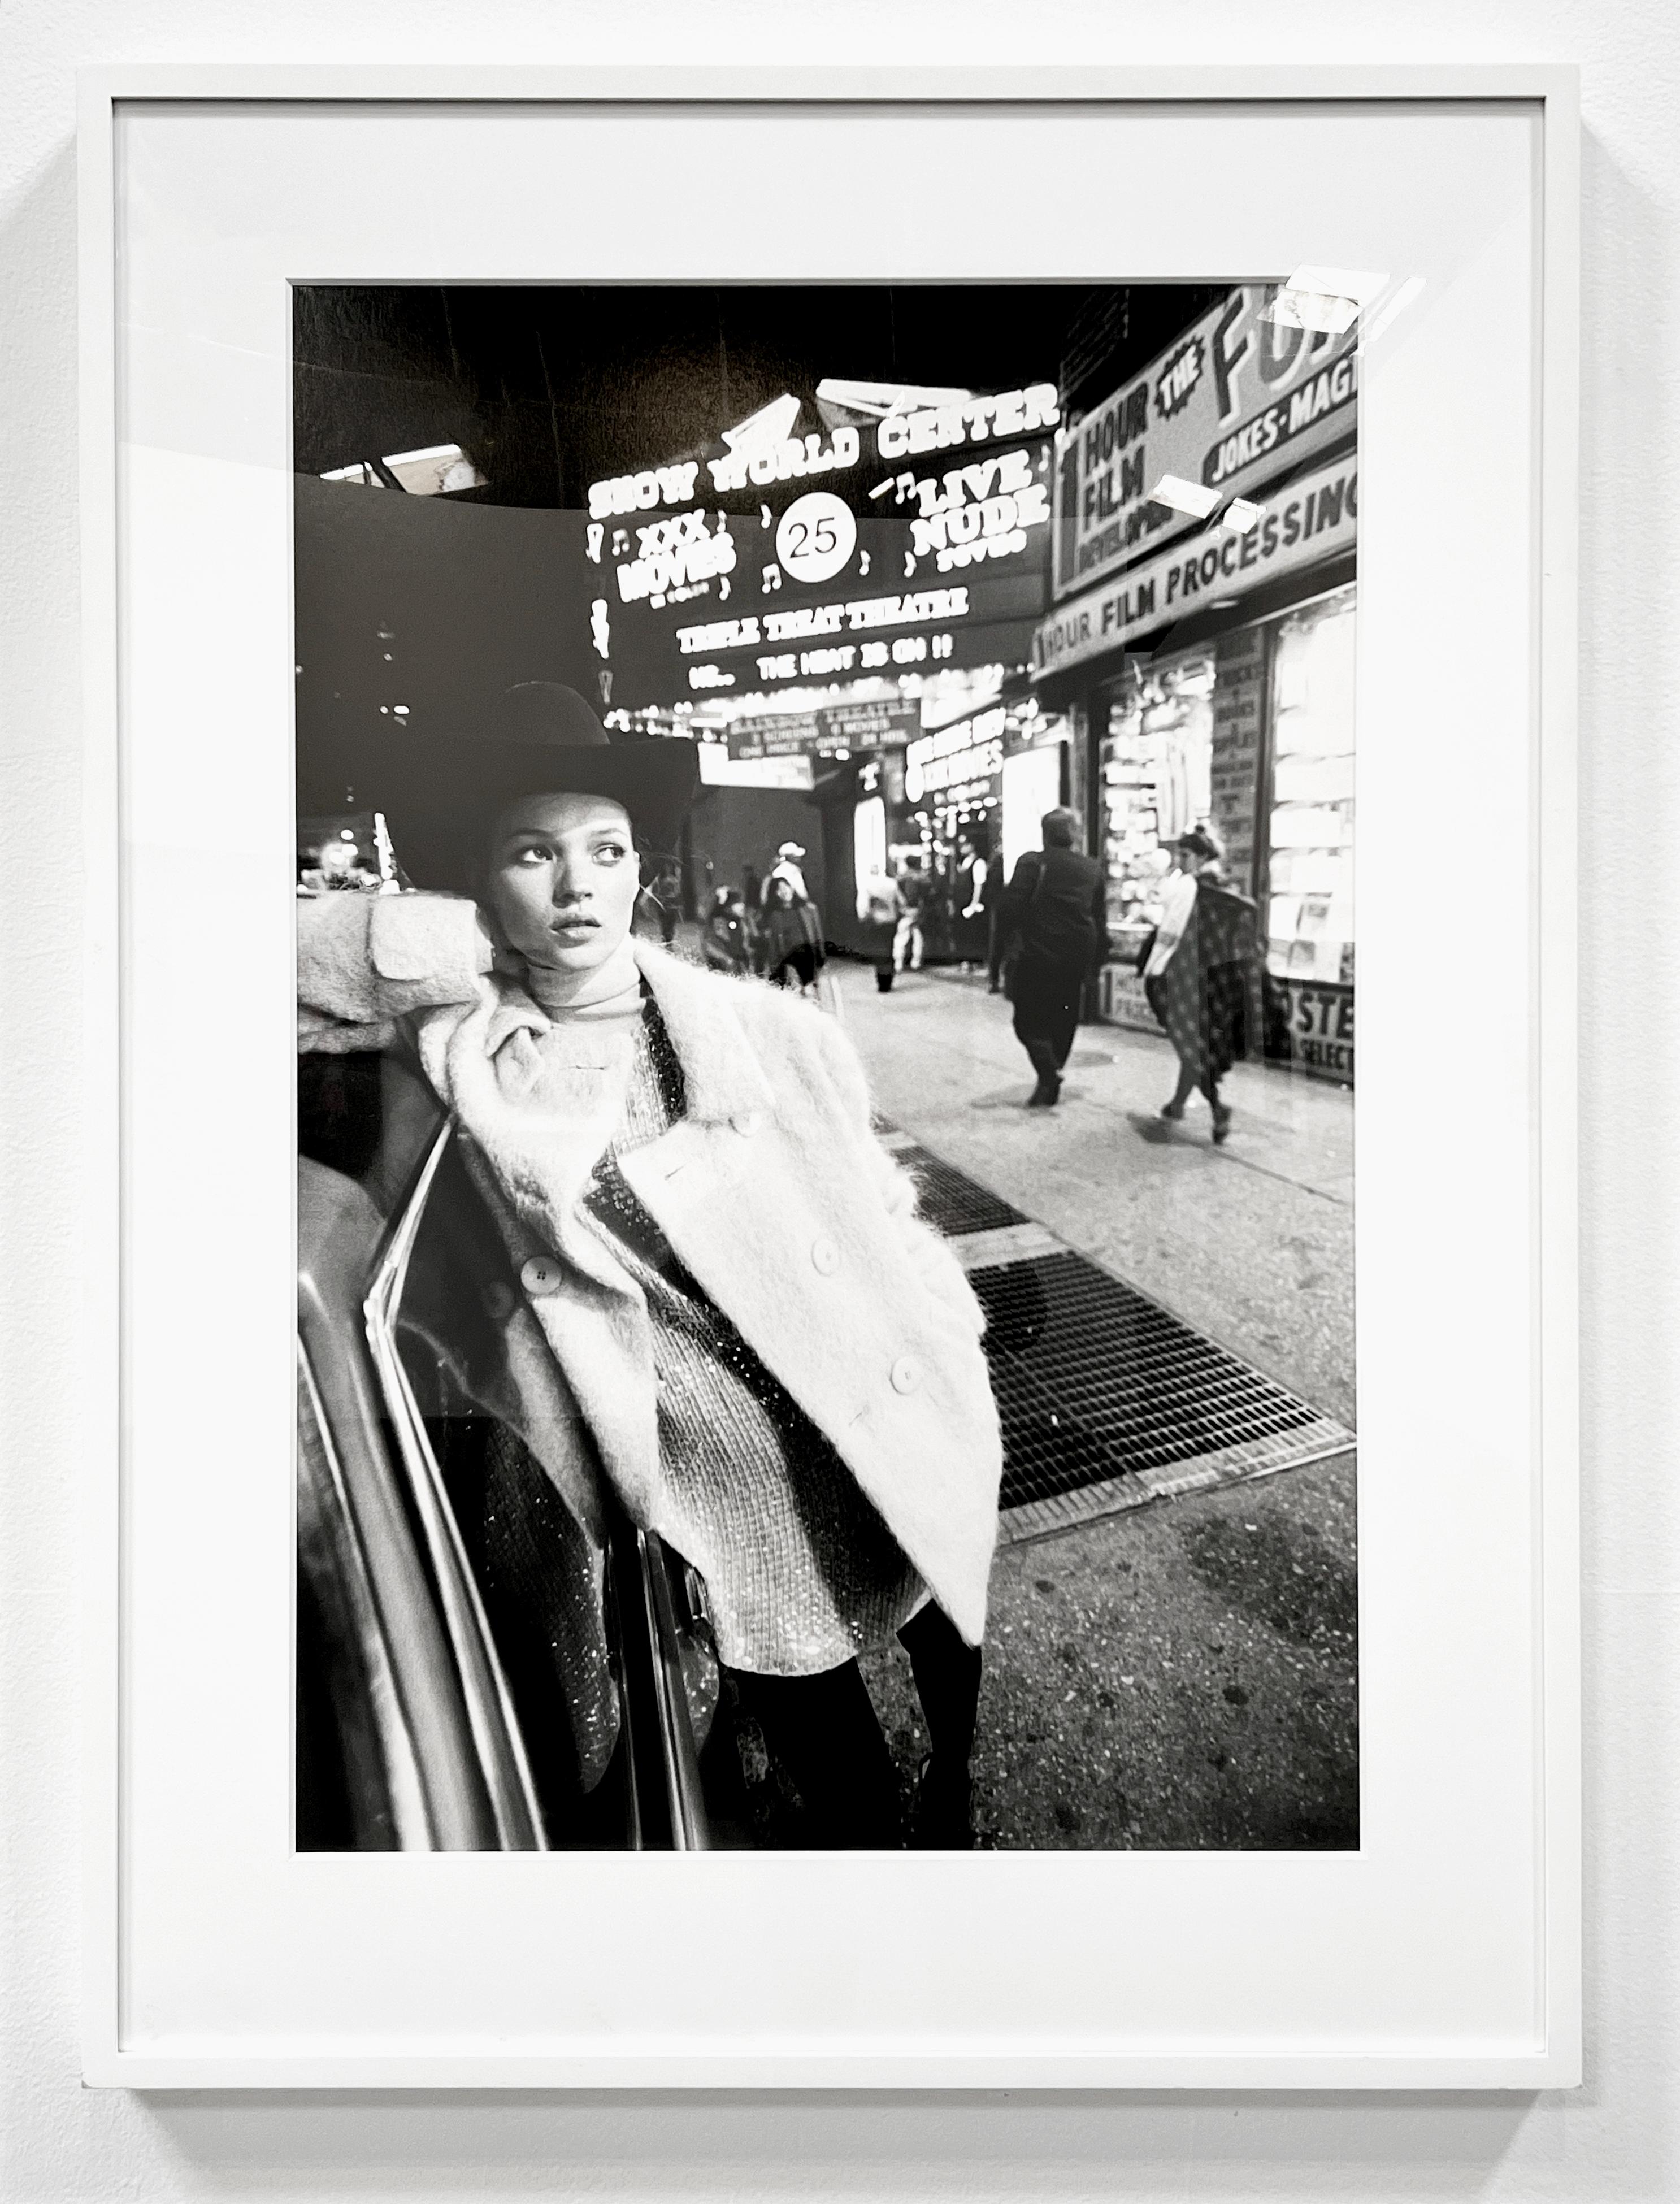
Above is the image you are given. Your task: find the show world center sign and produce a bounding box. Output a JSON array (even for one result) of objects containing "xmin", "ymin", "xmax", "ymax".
[
  {"xmin": 1053, "ymin": 286, "xmax": 1358, "ymax": 600},
  {"xmin": 1031, "ymin": 455, "xmax": 1357, "ymax": 682},
  {"xmin": 584, "ymin": 387, "xmax": 1061, "ymax": 713}
]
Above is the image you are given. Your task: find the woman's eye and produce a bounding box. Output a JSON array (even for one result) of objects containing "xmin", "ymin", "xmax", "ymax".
[
  {"xmin": 593, "ymin": 842, "xmax": 628, "ymax": 864},
  {"xmin": 511, "ymin": 843, "xmax": 553, "ymax": 866}
]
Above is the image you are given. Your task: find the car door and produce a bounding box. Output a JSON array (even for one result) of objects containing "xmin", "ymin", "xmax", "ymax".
[{"xmin": 297, "ymin": 1052, "xmax": 719, "ymax": 1851}]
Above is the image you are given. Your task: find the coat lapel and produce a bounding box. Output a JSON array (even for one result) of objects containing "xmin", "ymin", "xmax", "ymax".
[{"xmin": 630, "ymin": 943, "xmax": 775, "ymax": 1124}]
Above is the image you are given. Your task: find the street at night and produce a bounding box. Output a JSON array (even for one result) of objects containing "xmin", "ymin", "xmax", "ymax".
[{"xmin": 294, "ymin": 275, "xmax": 1362, "ymax": 1855}]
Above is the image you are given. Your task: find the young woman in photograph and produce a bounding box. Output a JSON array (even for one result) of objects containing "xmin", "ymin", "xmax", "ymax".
[{"xmin": 297, "ymin": 683, "xmax": 1001, "ymax": 1847}]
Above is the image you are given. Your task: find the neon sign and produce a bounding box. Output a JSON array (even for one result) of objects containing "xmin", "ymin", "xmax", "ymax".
[
  {"xmin": 877, "ymin": 385, "xmax": 1060, "ymax": 461},
  {"xmin": 905, "ymin": 706, "xmax": 1007, "ymax": 801},
  {"xmin": 705, "ymin": 427, "xmax": 861, "ymax": 495},
  {"xmin": 588, "ymin": 461, "xmax": 701, "ymax": 521},
  {"xmin": 906, "ymin": 449, "xmax": 1052, "ymax": 572},
  {"xmin": 676, "ymin": 587, "xmax": 970, "ymax": 656},
  {"xmin": 615, "ymin": 511, "xmax": 737, "ymax": 605}
]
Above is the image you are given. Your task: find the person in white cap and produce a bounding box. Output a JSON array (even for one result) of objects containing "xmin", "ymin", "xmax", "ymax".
[{"xmin": 762, "ymin": 840, "xmax": 808, "ymax": 906}]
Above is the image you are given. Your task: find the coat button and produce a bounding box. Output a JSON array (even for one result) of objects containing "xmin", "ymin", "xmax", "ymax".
[
  {"xmin": 732, "ymin": 1110, "xmax": 763, "ymax": 1136},
  {"xmin": 520, "ymin": 1253, "xmax": 563, "ymax": 1297},
  {"xmin": 889, "ymin": 1355, "xmax": 922, "ymax": 1395},
  {"xmin": 811, "ymin": 1237, "xmax": 840, "ymax": 1276}
]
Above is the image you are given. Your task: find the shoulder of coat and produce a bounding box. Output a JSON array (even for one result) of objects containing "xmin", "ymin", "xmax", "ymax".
[
  {"xmin": 732, "ymin": 982, "xmax": 848, "ymax": 1099},
  {"xmin": 637, "ymin": 940, "xmax": 821, "ymax": 1052},
  {"xmin": 728, "ymin": 966, "xmax": 827, "ymax": 1042}
]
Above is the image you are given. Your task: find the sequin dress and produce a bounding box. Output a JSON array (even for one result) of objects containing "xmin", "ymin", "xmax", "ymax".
[{"xmin": 579, "ymin": 1003, "xmax": 928, "ymax": 1676}]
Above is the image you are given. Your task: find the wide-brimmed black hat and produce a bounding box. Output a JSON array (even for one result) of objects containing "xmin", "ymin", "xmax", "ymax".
[{"xmin": 376, "ymin": 683, "xmax": 700, "ymax": 889}]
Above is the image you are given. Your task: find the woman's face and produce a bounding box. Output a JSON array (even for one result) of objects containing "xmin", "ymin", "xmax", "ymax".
[
  {"xmin": 484, "ymin": 791, "xmax": 641, "ymax": 974},
  {"xmin": 770, "ymin": 878, "xmax": 794, "ymax": 907}
]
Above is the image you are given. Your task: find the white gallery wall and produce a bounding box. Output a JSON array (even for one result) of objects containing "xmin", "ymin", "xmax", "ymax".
[{"xmin": 2, "ymin": 3, "xmax": 1674, "ymax": 2199}]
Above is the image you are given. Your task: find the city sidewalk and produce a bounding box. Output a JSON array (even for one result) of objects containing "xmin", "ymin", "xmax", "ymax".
[
  {"xmin": 835, "ymin": 957, "xmax": 1355, "ymax": 1428},
  {"xmin": 827, "ymin": 955, "xmax": 1359, "ymax": 1849}
]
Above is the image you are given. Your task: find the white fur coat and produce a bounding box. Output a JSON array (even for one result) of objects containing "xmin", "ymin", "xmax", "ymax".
[{"xmin": 298, "ymin": 895, "xmax": 1002, "ymax": 1645}]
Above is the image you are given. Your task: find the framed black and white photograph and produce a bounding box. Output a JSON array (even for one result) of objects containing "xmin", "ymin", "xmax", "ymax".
[
  {"xmin": 289, "ymin": 273, "xmax": 1360, "ymax": 1862},
  {"xmin": 80, "ymin": 68, "xmax": 1579, "ymax": 2088}
]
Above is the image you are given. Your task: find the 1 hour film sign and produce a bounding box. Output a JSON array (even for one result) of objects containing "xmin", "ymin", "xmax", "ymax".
[{"xmin": 1053, "ymin": 287, "xmax": 1358, "ymax": 599}]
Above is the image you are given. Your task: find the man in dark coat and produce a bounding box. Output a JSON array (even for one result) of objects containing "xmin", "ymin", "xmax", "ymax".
[{"xmin": 995, "ymin": 807, "xmax": 1109, "ymax": 1107}]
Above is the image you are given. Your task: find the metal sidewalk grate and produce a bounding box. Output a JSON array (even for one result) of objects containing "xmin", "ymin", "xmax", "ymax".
[
  {"xmin": 883, "ymin": 1128, "xmax": 1355, "ymax": 1543},
  {"xmin": 969, "ymin": 1253, "xmax": 1352, "ymax": 1539},
  {"xmin": 895, "ymin": 1146, "xmax": 1027, "ymax": 1237}
]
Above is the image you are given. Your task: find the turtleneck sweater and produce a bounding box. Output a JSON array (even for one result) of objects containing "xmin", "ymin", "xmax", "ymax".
[
  {"xmin": 483, "ymin": 941, "xmax": 650, "ymax": 1198},
  {"xmin": 521, "ymin": 938, "xmax": 644, "ymax": 1023}
]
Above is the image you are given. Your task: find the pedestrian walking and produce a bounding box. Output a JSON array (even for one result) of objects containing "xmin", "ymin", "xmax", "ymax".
[
  {"xmin": 762, "ymin": 840, "xmax": 809, "ymax": 906},
  {"xmin": 1143, "ymin": 826, "xmax": 1262, "ymax": 1144},
  {"xmin": 299, "ymin": 680, "xmax": 1001, "ymax": 1848},
  {"xmin": 995, "ymin": 806, "xmax": 1109, "ymax": 1108},
  {"xmin": 956, "ymin": 836, "xmax": 990, "ymax": 970},
  {"xmin": 893, "ymin": 857, "xmax": 929, "ymax": 973},
  {"xmin": 759, "ymin": 874, "xmax": 824, "ymax": 995},
  {"xmin": 922, "ymin": 873, "xmax": 957, "ymax": 966},
  {"xmin": 858, "ymin": 869, "xmax": 904, "ymax": 992},
  {"xmin": 701, "ymin": 884, "xmax": 752, "ymax": 975},
  {"xmin": 983, "ymin": 845, "xmax": 1008, "ymax": 992}
]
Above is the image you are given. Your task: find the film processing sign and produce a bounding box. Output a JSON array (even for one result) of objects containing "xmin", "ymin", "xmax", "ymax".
[{"xmin": 1034, "ymin": 457, "xmax": 1357, "ymax": 679}]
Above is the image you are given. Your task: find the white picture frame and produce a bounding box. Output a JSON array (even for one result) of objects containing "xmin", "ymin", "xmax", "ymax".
[{"xmin": 80, "ymin": 67, "xmax": 1581, "ymax": 2090}]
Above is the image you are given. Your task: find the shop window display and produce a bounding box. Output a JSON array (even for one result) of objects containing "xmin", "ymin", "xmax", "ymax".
[
  {"xmin": 1096, "ymin": 650, "xmax": 1216, "ymax": 972},
  {"xmin": 1266, "ymin": 591, "xmax": 1356, "ymax": 984},
  {"xmin": 852, "ymin": 792, "xmax": 888, "ymax": 913},
  {"xmin": 1000, "ymin": 743, "xmax": 1062, "ymax": 878}
]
